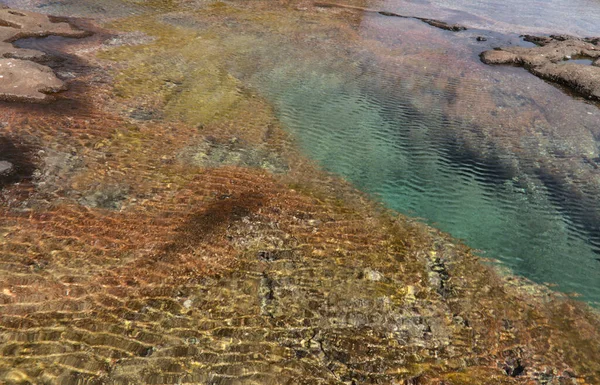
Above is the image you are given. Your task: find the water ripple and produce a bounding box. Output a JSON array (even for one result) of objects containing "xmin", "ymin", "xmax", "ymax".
[{"xmin": 245, "ymin": 60, "xmax": 600, "ymax": 304}]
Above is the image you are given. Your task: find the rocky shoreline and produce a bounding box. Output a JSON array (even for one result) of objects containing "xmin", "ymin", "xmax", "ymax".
[
  {"xmin": 481, "ymin": 35, "xmax": 600, "ymax": 100},
  {"xmin": 0, "ymin": 2, "xmax": 599, "ymax": 384},
  {"xmin": 315, "ymin": 2, "xmax": 467, "ymax": 31},
  {"xmin": 0, "ymin": 9, "xmax": 89, "ymax": 102}
]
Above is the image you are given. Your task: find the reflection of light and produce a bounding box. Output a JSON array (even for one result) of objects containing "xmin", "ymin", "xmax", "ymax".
[{"xmin": 375, "ymin": 0, "xmax": 600, "ymax": 35}]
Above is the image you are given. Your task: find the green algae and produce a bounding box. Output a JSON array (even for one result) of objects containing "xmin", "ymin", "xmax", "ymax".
[
  {"xmin": 124, "ymin": 0, "xmax": 178, "ymax": 12},
  {"xmin": 100, "ymin": 13, "xmax": 245, "ymax": 128}
]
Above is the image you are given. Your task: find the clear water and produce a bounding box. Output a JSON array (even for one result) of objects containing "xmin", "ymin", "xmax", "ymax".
[
  {"xmin": 383, "ymin": 0, "xmax": 600, "ymax": 35},
  {"xmin": 220, "ymin": 6, "xmax": 600, "ymax": 304},
  {"xmin": 3, "ymin": 1, "xmax": 600, "ymax": 383},
  {"xmin": 4, "ymin": 0, "xmax": 600, "ymax": 305},
  {"xmin": 245, "ymin": 66, "xmax": 600, "ymax": 304}
]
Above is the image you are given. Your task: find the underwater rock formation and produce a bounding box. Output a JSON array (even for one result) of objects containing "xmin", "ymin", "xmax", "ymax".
[
  {"xmin": 0, "ymin": 8, "xmax": 89, "ymax": 102},
  {"xmin": 0, "ymin": 2, "xmax": 599, "ymax": 385},
  {"xmin": 481, "ymin": 35, "xmax": 600, "ymax": 100},
  {"xmin": 0, "ymin": 136, "xmax": 35, "ymax": 189},
  {"xmin": 314, "ymin": 2, "xmax": 467, "ymax": 32}
]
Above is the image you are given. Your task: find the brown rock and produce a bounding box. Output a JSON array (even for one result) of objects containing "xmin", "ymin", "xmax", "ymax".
[
  {"xmin": 531, "ymin": 63, "xmax": 600, "ymax": 100},
  {"xmin": 0, "ymin": 58, "xmax": 66, "ymax": 102},
  {"xmin": 481, "ymin": 35, "xmax": 600, "ymax": 100},
  {"xmin": 0, "ymin": 8, "xmax": 89, "ymax": 102},
  {"xmin": 0, "ymin": 9, "xmax": 88, "ymax": 43},
  {"xmin": 480, "ymin": 49, "xmax": 521, "ymax": 65}
]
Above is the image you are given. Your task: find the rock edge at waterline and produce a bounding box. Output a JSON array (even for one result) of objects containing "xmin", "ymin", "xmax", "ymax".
[
  {"xmin": 481, "ymin": 35, "xmax": 600, "ymax": 101},
  {"xmin": 0, "ymin": 8, "xmax": 89, "ymax": 102}
]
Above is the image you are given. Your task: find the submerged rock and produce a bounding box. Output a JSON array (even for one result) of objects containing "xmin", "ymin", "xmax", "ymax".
[
  {"xmin": 178, "ymin": 136, "xmax": 289, "ymax": 173},
  {"xmin": 481, "ymin": 35, "xmax": 600, "ymax": 100},
  {"xmin": 1, "ymin": 3, "xmax": 600, "ymax": 385},
  {"xmin": 0, "ymin": 160, "xmax": 13, "ymax": 176},
  {"xmin": 315, "ymin": 2, "xmax": 467, "ymax": 32}
]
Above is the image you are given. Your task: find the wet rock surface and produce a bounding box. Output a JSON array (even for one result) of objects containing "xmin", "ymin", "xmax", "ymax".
[
  {"xmin": 0, "ymin": 136, "xmax": 35, "ymax": 190},
  {"xmin": 0, "ymin": 8, "xmax": 89, "ymax": 102},
  {"xmin": 315, "ymin": 2, "xmax": 467, "ymax": 32},
  {"xmin": 481, "ymin": 35, "xmax": 600, "ymax": 100},
  {"xmin": 0, "ymin": 2, "xmax": 599, "ymax": 385},
  {"xmin": 0, "ymin": 160, "xmax": 12, "ymax": 175},
  {"xmin": 0, "ymin": 58, "xmax": 66, "ymax": 102}
]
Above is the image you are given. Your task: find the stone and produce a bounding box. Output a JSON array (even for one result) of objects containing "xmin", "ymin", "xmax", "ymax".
[
  {"xmin": 0, "ymin": 8, "xmax": 89, "ymax": 102},
  {"xmin": 0, "ymin": 160, "xmax": 13, "ymax": 175},
  {"xmin": 0, "ymin": 59, "xmax": 66, "ymax": 102},
  {"xmin": 481, "ymin": 35, "xmax": 600, "ymax": 100},
  {"xmin": 363, "ymin": 268, "xmax": 383, "ymax": 281},
  {"xmin": 530, "ymin": 62, "xmax": 600, "ymax": 100}
]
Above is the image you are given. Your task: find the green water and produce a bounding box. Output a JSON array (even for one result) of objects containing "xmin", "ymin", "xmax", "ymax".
[{"xmin": 247, "ymin": 65, "xmax": 600, "ymax": 305}]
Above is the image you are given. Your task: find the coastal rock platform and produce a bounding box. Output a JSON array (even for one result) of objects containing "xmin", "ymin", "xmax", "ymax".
[
  {"xmin": 481, "ymin": 35, "xmax": 600, "ymax": 100},
  {"xmin": 0, "ymin": 2, "xmax": 599, "ymax": 385},
  {"xmin": 0, "ymin": 8, "xmax": 88, "ymax": 102}
]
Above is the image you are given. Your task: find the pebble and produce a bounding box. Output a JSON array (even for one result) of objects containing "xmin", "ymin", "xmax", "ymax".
[
  {"xmin": 0, "ymin": 160, "xmax": 13, "ymax": 175},
  {"xmin": 364, "ymin": 268, "xmax": 383, "ymax": 281}
]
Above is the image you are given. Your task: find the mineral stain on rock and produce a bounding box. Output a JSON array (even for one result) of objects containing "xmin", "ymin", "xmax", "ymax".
[
  {"xmin": 481, "ymin": 35, "xmax": 600, "ymax": 100},
  {"xmin": 0, "ymin": 8, "xmax": 89, "ymax": 102}
]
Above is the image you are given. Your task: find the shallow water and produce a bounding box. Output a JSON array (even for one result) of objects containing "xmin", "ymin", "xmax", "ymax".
[
  {"xmin": 246, "ymin": 63, "xmax": 600, "ymax": 304},
  {"xmin": 8, "ymin": 0, "xmax": 600, "ymax": 304},
  {"xmin": 383, "ymin": 0, "xmax": 600, "ymax": 35},
  {"xmin": 227, "ymin": 9, "xmax": 600, "ymax": 304},
  {"xmin": 3, "ymin": 1, "xmax": 600, "ymax": 383}
]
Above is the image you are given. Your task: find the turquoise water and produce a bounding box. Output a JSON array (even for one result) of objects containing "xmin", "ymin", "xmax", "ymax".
[
  {"xmin": 6, "ymin": 0, "xmax": 600, "ymax": 305},
  {"xmin": 245, "ymin": 62, "xmax": 600, "ymax": 305}
]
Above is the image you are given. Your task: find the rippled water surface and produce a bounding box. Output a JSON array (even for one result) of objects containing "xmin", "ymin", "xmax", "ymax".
[
  {"xmin": 3, "ymin": 0, "xmax": 600, "ymax": 383},
  {"xmin": 382, "ymin": 0, "xmax": 600, "ymax": 35},
  {"xmin": 230, "ymin": 6, "xmax": 600, "ymax": 304},
  {"xmin": 246, "ymin": 65, "xmax": 600, "ymax": 304},
  {"xmin": 8, "ymin": 0, "xmax": 600, "ymax": 304}
]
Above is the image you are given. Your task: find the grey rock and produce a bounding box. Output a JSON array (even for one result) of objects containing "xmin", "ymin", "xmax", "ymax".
[{"xmin": 0, "ymin": 160, "xmax": 13, "ymax": 175}]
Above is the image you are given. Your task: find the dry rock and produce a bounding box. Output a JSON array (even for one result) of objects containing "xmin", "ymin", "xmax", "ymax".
[
  {"xmin": 0, "ymin": 58, "xmax": 66, "ymax": 102},
  {"xmin": 481, "ymin": 35, "xmax": 600, "ymax": 100},
  {"xmin": 0, "ymin": 8, "xmax": 89, "ymax": 102}
]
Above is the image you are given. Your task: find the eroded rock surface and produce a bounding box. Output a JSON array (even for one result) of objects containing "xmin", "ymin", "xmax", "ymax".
[
  {"xmin": 0, "ymin": 58, "xmax": 66, "ymax": 102},
  {"xmin": 0, "ymin": 8, "xmax": 89, "ymax": 102},
  {"xmin": 481, "ymin": 35, "xmax": 600, "ymax": 100}
]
